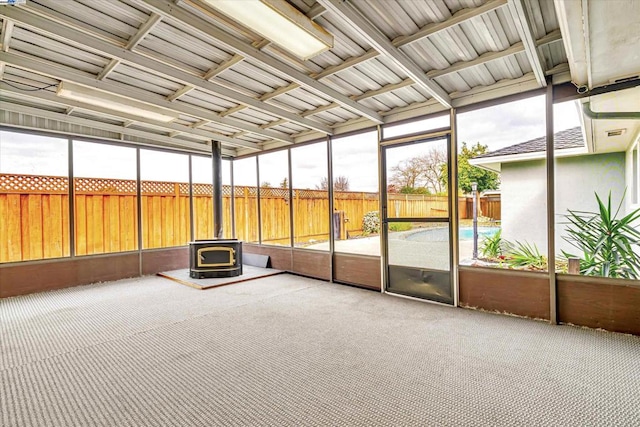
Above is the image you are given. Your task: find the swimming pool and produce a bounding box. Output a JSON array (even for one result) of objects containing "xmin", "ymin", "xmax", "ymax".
[{"xmin": 404, "ymin": 226, "xmax": 500, "ymax": 242}]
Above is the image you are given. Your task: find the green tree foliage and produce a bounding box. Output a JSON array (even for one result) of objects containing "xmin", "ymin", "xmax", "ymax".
[
  {"xmin": 444, "ymin": 142, "xmax": 500, "ymax": 193},
  {"xmin": 399, "ymin": 186, "xmax": 431, "ymax": 194}
]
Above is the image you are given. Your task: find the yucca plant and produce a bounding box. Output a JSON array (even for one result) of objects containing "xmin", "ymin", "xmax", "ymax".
[
  {"xmin": 480, "ymin": 229, "xmax": 510, "ymax": 259},
  {"xmin": 505, "ymin": 241, "xmax": 547, "ymax": 270},
  {"xmin": 562, "ymin": 191, "xmax": 640, "ymax": 279}
]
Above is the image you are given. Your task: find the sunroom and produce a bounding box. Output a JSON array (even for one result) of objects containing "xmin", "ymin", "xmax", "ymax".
[{"xmin": 1, "ymin": 0, "xmax": 639, "ymax": 425}]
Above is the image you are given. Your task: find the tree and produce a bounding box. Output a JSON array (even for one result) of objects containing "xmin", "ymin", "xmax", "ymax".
[
  {"xmin": 260, "ymin": 181, "xmax": 271, "ymax": 188},
  {"xmin": 390, "ymin": 156, "xmax": 424, "ymax": 190},
  {"xmin": 455, "ymin": 142, "xmax": 500, "ymax": 194},
  {"xmin": 334, "ymin": 175, "xmax": 350, "ymax": 191},
  {"xmin": 390, "ymin": 147, "xmax": 447, "ymax": 193},
  {"xmin": 316, "ymin": 177, "xmax": 329, "ymax": 190},
  {"xmin": 316, "ymin": 175, "xmax": 350, "ymax": 191},
  {"xmin": 422, "ymin": 147, "xmax": 447, "ymax": 194},
  {"xmin": 279, "ymin": 177, "xmax": 288, "ymax": 189}
]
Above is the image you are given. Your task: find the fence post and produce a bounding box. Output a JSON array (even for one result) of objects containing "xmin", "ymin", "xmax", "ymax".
[
  {"xmin": 568, "ymin": 257, "xmax": 580, "ymax": 275},
  {"xmin": 243, "ymin": 186, "xmax": 249, "ymax": 240}
]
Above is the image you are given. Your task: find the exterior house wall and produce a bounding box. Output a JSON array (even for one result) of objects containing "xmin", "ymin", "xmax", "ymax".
[
  {"xmin": 626, "ymin": 134, "xmax": 639, "ymax": 211},
  {"xmin": 501, "ymin": 160, "xmax": 548, "ymax": 254},
  {"xmin": 501, "ymin": 152, "xmax": 625, "ymax": 256}
]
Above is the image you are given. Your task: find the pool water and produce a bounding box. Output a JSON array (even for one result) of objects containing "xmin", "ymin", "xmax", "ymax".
[{"xmin": 405, "ymin": 226, "xmax": 500, "ymax": 242}]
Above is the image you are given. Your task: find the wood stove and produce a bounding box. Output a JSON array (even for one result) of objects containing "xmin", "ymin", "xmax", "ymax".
[{"xmin": 189, "ymin": 239, "xmax": 242, "ymax": 279}]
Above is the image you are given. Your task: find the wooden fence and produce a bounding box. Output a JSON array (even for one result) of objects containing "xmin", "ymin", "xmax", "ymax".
[{"xmin": 0, "ymin": 173, "xmax": 500, "ymax": 263}]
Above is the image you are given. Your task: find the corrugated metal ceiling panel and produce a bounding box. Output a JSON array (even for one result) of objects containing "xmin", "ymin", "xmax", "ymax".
[
  {"xmin": 178, "ymin": 90, "xmax": 238, "ymax": 113},
  {"xmin": 0, "ymin": 0, "xmax": 573, "ymax": 155},
  {"xmin": 107, "ymin": 64, "xmax": 182, "ymax": 96},
  {"xmin": 10, "ymin": 27, "xmax": 109, "ymax": 74}
]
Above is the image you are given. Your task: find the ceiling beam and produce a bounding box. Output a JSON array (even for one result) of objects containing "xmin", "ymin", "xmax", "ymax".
[
  {"xmin": 1, "ymin": 51, "xmax": 292, "ymax": 145},
  {"xmin": 258, "ymin": 32, "xmax": 556, "ymax": 119},
  {"xmin": 507, "ymin": 0, "xmax": 547, "ymax": 87},
  {"xmin": 203, "ymin": 54, "xmax": 244, "ymax": 80},
  {"xmin": 394, "ymin": 0, "xmax": 508, "ymax": 46},
  {"xmin": 1, "ymin": 18, "xmax": 14, "ymax": 52},
  {"xmin": 219, "ymin": 0, "xmax": 508, "ymax": 110},
  {"xmin": 317, "ymin": 0, "xmax": 507, "ymax": 80},
  {"xmin": 4, "ymin": 6, "xmax": 331, "ymax": 135},
  {"xmin": 166, "ymin": 84, "xmax": 195, "ymax": 102},
  {"xmin": 127, "ymin": 13, "xmax": 162, "ymax": 50},
  {"xmin": 427, "ymin": 42, "xmax": 525, "ymax": 79},
  {"xmin": 0, "ymin": 101, "xmax": 221, "ymax": 154},
  {"xmin": 97, "ymin": 59, "xmax": 120, "ymax": 81},
  {"xmin": 318, "ymin": 0, "xmax": 451, "ymax": 108},
  {"xmin": 0, "ymin": 82, "xmax": 262, "ymax": 151},
  {"xmin": 134, "ymin": 0, "xmax": 383, "ymax": 124},
  {"xmin": 97, "ymin": 13, "xmax": 162, "ymax": 81}
]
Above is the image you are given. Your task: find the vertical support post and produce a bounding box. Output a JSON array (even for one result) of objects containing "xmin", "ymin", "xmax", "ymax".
[
  {"xmin": 188, "ymin": 155, "xmax": 194, "ymax": 242},
  {"xmin": 68, "ymin": 137, "xmax": 75, "ymax": 258},
  {"xmin": 230, "ymin": 160, "xmax": 235, "ymax": 239},
  {"xmin": 450, "ymin": 108, "xmax": 460, "ymax": 307},
  {"xmin": 288, "ymin": 149, "xmax": 294, "ymax": 248},
  {"xmin": 136, "ymin": 147, "xmax": 142, "ymax": 275},
  {"xmin": 327, "ymin": 135, "xmax": 334, "ymax": 282},
  {"xmin": 255, "ymin": 156, "xmax": 261, "ymax": 244},
  {"xmin": 378, "ymin": 124, "xmax": 386, "ymax": 293},
  {"xmin": 472, "ymin": 182, "xmax": 478, "ymax": 260},
  {"xmin": 211, "ymin": 141, "xmax": 223, "ymax": 239},
  {"xmin": 546, "ymin": 79, "xmax": 557, "ymax": 324}
]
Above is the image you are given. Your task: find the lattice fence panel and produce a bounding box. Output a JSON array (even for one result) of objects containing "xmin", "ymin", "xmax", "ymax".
[
  {"xmin": 75, "ymin": 177, "xmax": 136, "ymax": 194},
  {"xmin": 0, "ymin": 174, "xmax": 68, "ymax": 194}
]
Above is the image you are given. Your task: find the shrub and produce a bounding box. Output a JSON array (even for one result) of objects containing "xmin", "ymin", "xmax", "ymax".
[
  {"xmin": 362, "ymin": 211, "xmax": 380, "ymax": 235},
  {"xmin": 389, "ymin": 222, "xmax": 412, "ymax": 232},
  {"xmin": 479, "ymin": 229, "xmax": 509, "ymax": 259},
  {"xmin": 562, "ymin": 191, "xmax": 640, "ymax": 279},
  {"xmin": 505, "ymin": 241, "xmax": 547, "ymax": 270}
]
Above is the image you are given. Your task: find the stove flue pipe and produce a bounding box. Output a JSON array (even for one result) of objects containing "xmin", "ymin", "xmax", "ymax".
[{"xmin": 211, "ymin": 140, "xmax": 223, "ymax": 239}]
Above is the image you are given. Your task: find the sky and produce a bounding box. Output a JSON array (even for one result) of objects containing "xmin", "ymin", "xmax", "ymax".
[{"xmin": 0, "ymin": 96, "xmax": 581, "ymax": 191}]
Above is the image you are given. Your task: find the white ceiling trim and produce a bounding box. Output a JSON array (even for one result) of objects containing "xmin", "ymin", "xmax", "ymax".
[{"xmin": 507, "ymin": 0, "xmax": 547, "ymax": 87}]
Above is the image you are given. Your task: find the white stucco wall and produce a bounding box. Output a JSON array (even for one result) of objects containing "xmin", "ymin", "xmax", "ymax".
[
  {"xmin": 501, "ymin": 160, "xmax": 548, "ymax": 255},
  {"xmin": 500, "ymin": 152, "xmax": 626, "ymax": 257}
]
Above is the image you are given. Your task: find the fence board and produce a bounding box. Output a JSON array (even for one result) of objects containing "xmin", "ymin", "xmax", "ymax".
[
  {"xmin": 1, "ymin": 174, "xmax": 501, "ymax": 262},
  {"xmin": 31, "ymin": 196, "xmax": 45, "ymax": 259}
]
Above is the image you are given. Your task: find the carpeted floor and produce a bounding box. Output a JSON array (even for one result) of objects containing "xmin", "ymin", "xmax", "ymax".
[{"xmin": 1, "ymin": 274, "xmax": 639, "ymax": 426}]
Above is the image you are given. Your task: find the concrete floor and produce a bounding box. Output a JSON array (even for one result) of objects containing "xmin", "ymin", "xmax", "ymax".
[
  {"xmin": 2, "ymin": 274, "xmax": 639, "ymax": 426},
  {"xmin": 314, "ymin": 229, "xmax": 477, "ymax": 268}
]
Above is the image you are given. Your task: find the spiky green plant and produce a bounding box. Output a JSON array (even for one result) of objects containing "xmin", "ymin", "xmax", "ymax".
[
  {"xmin": 506, "ymin": 241, "xmax": 547, "ymax": 270},
  {"xmin": 562, "ymin": 191, "xmax": 640, "ymax": 279},
  {"xmin": 479, "ymin": 228, "xmax": 509, "ymax": 259}
]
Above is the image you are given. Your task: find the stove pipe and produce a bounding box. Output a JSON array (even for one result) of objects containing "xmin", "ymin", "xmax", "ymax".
[{"xmin": 212, "ymin": 140, "xmax": 223, "ymax": 239}]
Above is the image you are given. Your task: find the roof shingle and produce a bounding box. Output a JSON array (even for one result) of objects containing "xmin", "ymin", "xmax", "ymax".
[{"xmin": 474, "ymin": 126, "xmax": 584, "ymax": 159}]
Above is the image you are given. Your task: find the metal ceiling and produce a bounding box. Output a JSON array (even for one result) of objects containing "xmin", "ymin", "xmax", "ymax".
[{"xmin": 0, "ymin": 0, "xmax": 570, "ymax": 156}]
